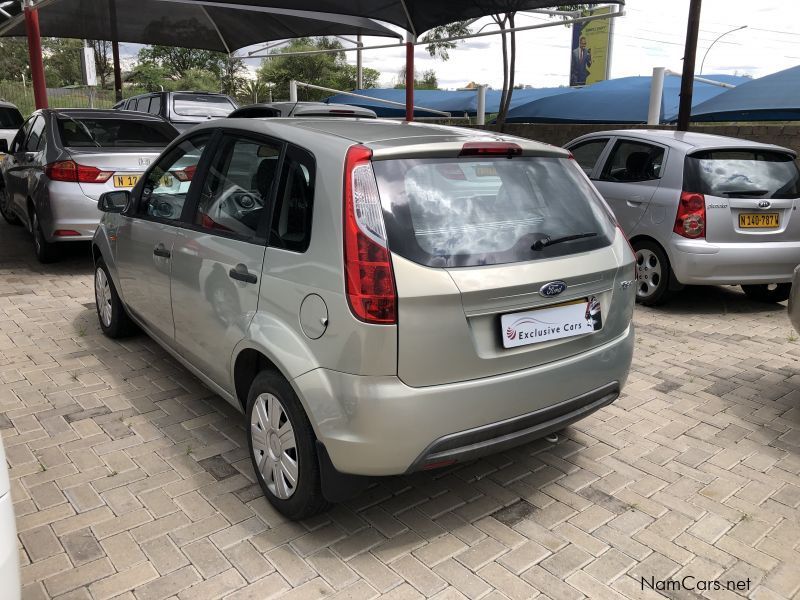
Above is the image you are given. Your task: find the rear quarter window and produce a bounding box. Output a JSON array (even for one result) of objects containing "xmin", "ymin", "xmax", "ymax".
[
  {"xmin": 0, "ymin": 107, "xmax": 23, "ymax": 129},
  {"xmin": 373, "ymin": 156, "xmax": 615, "ymax": 268},
  {"xmin": 684, "ymin": 149, "xmax": 800, "ymax": 199}
]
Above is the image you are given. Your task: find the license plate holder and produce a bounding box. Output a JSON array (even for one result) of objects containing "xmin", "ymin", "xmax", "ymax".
[
  {"xmin": 113, "ymin": 174, "xmax": 141, "ymax": 188},
  {"xmin": 500, "ymin": 297, "xmax": 602, "ymax": 349}
]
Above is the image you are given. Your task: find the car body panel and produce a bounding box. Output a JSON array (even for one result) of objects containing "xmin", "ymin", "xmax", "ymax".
[
  {"xmin": 789, "ymin": 265, "xmax": 800, "ymax": 334},
  {"xmin": 565, "ymin": 129, "xmax": 800, "ymax": 286},
  {"xmin": 95, "ymin": 117, "xmax": 635, "ymax": 476},
  {"xmin": 0, "ymin": 438, "xmax": 20, "ymax": 600},
  {"xmin": 230, "ymin": 102, "xmax": 377, "ymax": 119}
]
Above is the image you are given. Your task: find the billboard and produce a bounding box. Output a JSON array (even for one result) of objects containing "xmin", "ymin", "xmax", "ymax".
[{"xmin": 570, "ymin": 5, "xmax": 614, "ymax": 87}]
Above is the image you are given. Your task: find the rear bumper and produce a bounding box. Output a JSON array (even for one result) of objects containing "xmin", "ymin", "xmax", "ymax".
[
  {"xmin": 42, "ymin": 182, "xmax": 101, "ymax": 242},
  {"xmin": 0, "ymin": 492, "xmax": 20, "ymax": 600},
  {"xmin": 670, "ymin": 238, "xmax": 800, "ymax": 285},
  {"xmin": 293, "ymin": 324, "xmax": 634, "ymax": 476}
]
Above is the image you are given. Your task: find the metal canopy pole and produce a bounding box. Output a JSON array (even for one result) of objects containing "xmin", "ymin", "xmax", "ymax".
[
  {"xmin": 109, "ymin": 0, "xmax": 122, "ymax": 101},
  {"xmin": 405, "ymin": 38, "xmax": 414, "ymax": 121},
  {"xmin": 22, "ymin": 0, "xmax": 47, "ymax": 109},
  {"xmin": 677, "ymin": 0, "xmax": 702, "ymax": 131}
]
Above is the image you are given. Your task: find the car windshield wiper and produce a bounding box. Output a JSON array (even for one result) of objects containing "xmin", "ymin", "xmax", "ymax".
[
  {"xmin": 531, "ymin": 232, "xmax": 598, "ymax": 251},
  {"xmin": 58, "ymin": 113, "xmax": 102, "ymax": 148},
  {"xmin": 720, "ymin": 189, "xmax": 769, "ymax": 197}
]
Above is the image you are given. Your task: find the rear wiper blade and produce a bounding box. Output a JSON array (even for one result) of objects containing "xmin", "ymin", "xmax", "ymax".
[
  {"xmin": 531, "ymin": 232, "xmax": 598, "ymax": 251},
  {"xmin": 720, "ymin": 189, "xmax": 769, "ymax": 197}
]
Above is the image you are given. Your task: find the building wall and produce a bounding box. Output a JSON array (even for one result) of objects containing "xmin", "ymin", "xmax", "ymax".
[{"xmin": 467, "ymin": 123, "xmax": 800, "ymax": 154}]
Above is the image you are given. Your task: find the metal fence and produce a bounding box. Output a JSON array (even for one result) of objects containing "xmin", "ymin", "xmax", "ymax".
[{"xmin": 0, "ymin": 82, "xmax": 149, "ymax": 116}]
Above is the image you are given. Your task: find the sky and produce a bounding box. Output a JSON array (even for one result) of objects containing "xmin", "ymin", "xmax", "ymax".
[{"xmin": 120, "ymin": 0, "xmax": 800, "ymax": 91}]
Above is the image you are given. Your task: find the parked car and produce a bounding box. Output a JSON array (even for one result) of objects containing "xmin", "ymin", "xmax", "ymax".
[
  {"xmin": 0, "ymin": 438, "xmax": 21, "ymax": 600},
  {"xmin": 116, "ymin": 91, "xmax": 237, "ymax": 131},
  {"xmin": 0, "ymin": 101, "xmax": 23, "ymax": 151},
  {"xmin": 565, "ymin": 130, "xmax": 800, "ymax": 305},
  {"xmin": 0, "ymin": 109, "xmax": 179, "ymax": 262},
  {"xmin": 229, "ymin": 102, "xmax": 377, "ymax": 119},
  {"xmin": 92, "ymin": 119, "xmax": 636, "ymax": 519},
  {"xmin": 789, "ymin": 265, "xmax": 800, "ymax": 334}
]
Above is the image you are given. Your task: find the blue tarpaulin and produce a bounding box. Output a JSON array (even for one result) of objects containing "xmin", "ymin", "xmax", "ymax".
[
  {"xmin": 505, "ymin": 74, "xmax": 748, "ymax": 124},
  {"xmin": 687, "ymin": 65, "xmax": 800, "ymax": 122},
  {"xmin": 325, "ymin": 87, "xmax": 572, "ymax": 117}
]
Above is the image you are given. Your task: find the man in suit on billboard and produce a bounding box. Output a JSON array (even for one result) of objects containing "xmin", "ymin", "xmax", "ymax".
[{"xmin": 571, "ymin": 36, "xmax": 592, "ymax": 86}]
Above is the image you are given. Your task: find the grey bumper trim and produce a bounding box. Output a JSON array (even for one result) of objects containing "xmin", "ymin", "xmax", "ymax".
[{"xmin": 408, "ymin": 381, "xmax": 620, "ymax": 472}]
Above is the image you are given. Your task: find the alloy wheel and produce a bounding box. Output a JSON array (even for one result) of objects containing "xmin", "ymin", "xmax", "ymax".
[
  {"xmin": 95, "ymin": 267, "xmax": 113, "ymax": 327},
  {"xmin": 636, "ymin": 248, "xmax": 662, "ymax": 299},
  {"xmin": 250, "ymin": 393, "xmax": 298, "ymax": 499}
]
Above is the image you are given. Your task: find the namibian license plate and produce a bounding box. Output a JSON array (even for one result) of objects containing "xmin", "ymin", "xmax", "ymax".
[
  {"xmin": 739, "ymin": 213, "xmax": 779, "ymax": 228},
  {"xmin": 501, "ymin": 297, "xmax": 603, "ymax": 349},
  {"xmin": 113, "ymin": 174, "xmax": 141, "ymax": 188}
]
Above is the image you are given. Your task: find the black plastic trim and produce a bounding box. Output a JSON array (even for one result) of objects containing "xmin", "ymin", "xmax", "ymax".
[{"xmin": 315, "ymin": 441, "xmax": 373, "ymax": 503}]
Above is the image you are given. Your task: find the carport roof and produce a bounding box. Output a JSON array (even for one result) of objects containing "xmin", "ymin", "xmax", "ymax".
[{"xmin": 0, "ymin": 0, "xmax": 401, "ymax": 51}]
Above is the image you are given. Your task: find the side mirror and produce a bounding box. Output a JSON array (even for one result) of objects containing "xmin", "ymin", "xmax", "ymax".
[
  {"xmin": 0, "ymin": 139, "xmax": 8, "ymax": 154},
  {"xmin": 98, "ymin": 190, "xmax": 130, "ymax": 213}
]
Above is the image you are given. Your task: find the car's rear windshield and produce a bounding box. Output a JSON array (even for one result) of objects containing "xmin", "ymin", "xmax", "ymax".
[
  {"xmin": 56, "ymin": 117, "xmax": 178, "ymax": 148},
  {"xmin": 172, "ymin": 94, "xmax": 235, "ymax": 118},
  {"xmin": 372, "ymin": 156, "xmax": 615, "ymax": 268},
  {"xmin": 684, "ymin": 149, "xmax": 800, "ymax": 199},
  {"xmin": 0, "ymin": 106, "xmax": 23, "ymax": 129}
]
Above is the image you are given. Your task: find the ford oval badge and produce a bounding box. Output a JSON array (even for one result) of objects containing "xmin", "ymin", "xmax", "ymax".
[
  {"xmin": 758, "ymin": 200, "xmax": 771, "ymax": 209},
  {"xmin": 539, "ymin": 281, "xmax": 567, "ymax": 297}
]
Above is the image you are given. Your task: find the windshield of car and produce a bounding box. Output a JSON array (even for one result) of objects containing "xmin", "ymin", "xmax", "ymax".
[
  {"xmin": 172, "ymin": 94, "xmax": 235, "ymax": 118},
  {"xmin": 56, "ymin": 117, "xmax": 178, "ymax": 148},
  {"xmin": 684, "ymin": 149, "xmax": 800, "ymax": 199},
  {"xmin": 373, "ymin": 156, "xmax": 615, "ymax": 268},
  {"xmin": 0, "ymin": 106, "xmax": 23, "ymax": 129}
]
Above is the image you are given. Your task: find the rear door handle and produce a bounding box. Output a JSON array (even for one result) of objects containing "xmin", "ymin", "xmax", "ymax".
[
  {"xmin": 153, "ymin": 244, "xmax": 171, "ymax": 258},
  {"xmin": 627, "ymin": 196, "xmax": 645, "ymax": 207},
  {"xmin": 229, "ymin": 264, "xmax": 258, "ymax": 284}
]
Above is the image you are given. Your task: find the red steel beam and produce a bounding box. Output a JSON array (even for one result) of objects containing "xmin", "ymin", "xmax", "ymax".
[
  {"xmin": 23, "ymin": 4, "xmax": 48, "ymax": 109},
  {"xmin": 405, "ymin": 41, "xmax": 414, "ymax": 122}
]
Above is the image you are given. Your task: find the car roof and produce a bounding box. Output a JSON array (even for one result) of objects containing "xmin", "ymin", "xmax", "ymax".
[
  {"xmin": 208, "ymin": 117, "xmax": 567, "ymax": 157},
  {"xmin": 575, "ymin": 128, "xmax": 795, "ymax": 155},
  {"xmin": 47, "ymin": 108, "xmax": 169, "ymax": 121},
  {"xmin": 0, "ymin": 100, "xmax": 19, "ymax": 110}
]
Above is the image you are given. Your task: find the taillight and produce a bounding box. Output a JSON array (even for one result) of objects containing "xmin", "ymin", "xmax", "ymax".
[
  {"xmin": 343, "ymin": 145, "xmax": 397, "ymax": 324},
  {"xmin": 45, "ymin": 160, "xmax": 113, "ymax": 183},
  {"xmin": 617, "ymin": 225, "xmax": 635, "ymax": 256},
  {"xmin": 459, "ymin": 142, "xmax": 522, "ymax": 157},
  {"xmin": 674, "ymin": 192, "xmax": 706, "ymax": 239}
]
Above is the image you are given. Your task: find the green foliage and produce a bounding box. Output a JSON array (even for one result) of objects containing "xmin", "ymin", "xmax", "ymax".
[
  {"xmin": 0, "ymin": 38, "xmax": 31, "ymax": 82},
  {"xmin": 42, "ymin": 38, "xmax": 83, "ymax": 87},
  {"xmin": 393, "ymin": 67, "xmax": 439, "ymax": 90},
  {"xmin": 421, "ymin": 21, "xmax": 473, "ymax": 61},
  {"xmin": 220, "ymin": 55, "xmax": 247, "ymax": 96},
  {"xmin": 138, "ymin": 45, "xmax": 226, "ymax": 80},
  {"xmin": 128, "ymin": 62, "xmax": 171, "ymax": 92},
  {"xmin": 238, "ymin": 79, "xmax": 272, "ymax": 104},
  {"xmin": 258, "ymin": 37, "xmax": 380, "ymax": 101},
  {"xmin": 89, "ymin": 40, "xmax": 113, "ymax": 89},
  {"xmin": 171, "ymin": 68, "xmax": 222, "ymax": 93}
]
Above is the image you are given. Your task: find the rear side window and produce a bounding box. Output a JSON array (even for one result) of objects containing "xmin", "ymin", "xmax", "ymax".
[
  {"xmin": 25, "ymin": 116, "xmax": 45, "ymax": 152},
  {"xmin": 570, "ymin": 138, "xmax": 609, "ymax": 176},
  {"xmin": 684, "ymin": 150, "xmax": 800, "ymax": 199},
  {"xmin": 0, "ymin": 107, "xmax": 23, "ymax": 129},
  {"xmin": 56, "ymin": 117, "xmax": 177, "ymax": 147},
  {"xmin": 270, "ymin": 146, "xmax": 315, "ymax": 253},
  {"xmin": 600, "ymin": 140, "xmax": 665, "ymax": 182},
  {"xmin": 373, "ymin": 156, "xmax": 614, "ymax": 268},
  {"xmin": 173, "ymin": 94, "xmax": 235, "ymax": 118},
  {"xmin": 148, "ymin": 95, "xmax": 162, "ymax": 116}
]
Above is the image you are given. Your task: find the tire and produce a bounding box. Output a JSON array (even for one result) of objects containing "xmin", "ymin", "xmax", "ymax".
[
  {"xmin": 742, "ymin": 283, "xmax": 791, "ymax": 303},
  {"xmin": 633, "ymin": 240, "xmax": 675, "ymax": 306},
  {"xmin": 0, "ymin": 185, "xmax": 20, "ymax": 225},
  {"xmin": 246, "ymin": 371, "xmax": 329, "ymax": 520},
  {"xmin": 31, "ymin": 208, "xmax": 57, "ymax": 263},
  {"xmin": 94, "ymin": 259, "xmax": 137, "ymax": 338}
]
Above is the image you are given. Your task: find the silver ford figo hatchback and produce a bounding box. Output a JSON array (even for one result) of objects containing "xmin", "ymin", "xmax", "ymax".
[{"xmin": 92, "ymin": 119, "xmax": 636, "ymax": 519}]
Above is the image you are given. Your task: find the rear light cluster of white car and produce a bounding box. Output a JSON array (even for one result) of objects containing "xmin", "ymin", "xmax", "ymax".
[
  {"xmin": 343, "ymin": 145, "xmax": 397, "ymax": 325},
  {"xmin": 45, "ymin": 160, "xmax": 113, "ymax": 183},
  {"xmin": 674, "ymin": 192, "xmax": 706, "ymax": 239}
]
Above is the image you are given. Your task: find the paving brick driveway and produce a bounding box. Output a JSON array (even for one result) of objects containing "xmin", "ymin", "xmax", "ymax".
[{"xmin": 1, "ymin": 218, "xmax": 799, "ymax": 600}]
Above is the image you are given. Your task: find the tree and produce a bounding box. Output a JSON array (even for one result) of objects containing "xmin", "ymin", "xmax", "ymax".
[
  {"xmin": 239, "ymin": 80, "xmax": 271, "ymax": 104},
  {"xmin": 421, "ymin": 21, "xmax": 473, "ymax": 61},
  {"xmin": 88, "ymin": 40, "xmax": 113, "ymax": 89},
  {"xmin": 258, "ymin": 37, "xmax": 380, "ymax": 101},
  {"xmin": 0, "ymin": 38, "xmax": 31, "ymax": 82},
  {"xmin": 128, "ymin": 62, "xmax": 171, "ymax": 92},
  {"xmin": 220, "ymin": 55, "xmax": 246, "ymax": 96},
  {"xmin": 394, "ymin": 67, "xmax": 438, "ymax": 90},
  {"xmin": 138, "ymin": 45, "xmax": 226, "ymax": 80},
  {"xmin": 42, "ymin": 38, "xmax": 83, "ymax": 87}
]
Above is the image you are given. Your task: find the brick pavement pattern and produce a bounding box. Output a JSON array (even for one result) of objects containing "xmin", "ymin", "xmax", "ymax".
[{"xmin": 1, "ymin": 219, "xmax": 799, "ymax": 600}]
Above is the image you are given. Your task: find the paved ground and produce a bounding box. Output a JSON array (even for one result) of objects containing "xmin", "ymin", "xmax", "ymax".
[{"xmin": 1, "ymin": 217, "xmax": 799, "ymax": 600}]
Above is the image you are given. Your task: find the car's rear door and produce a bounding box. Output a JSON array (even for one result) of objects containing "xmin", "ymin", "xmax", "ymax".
[
  {"xmin": 170, "ymin": 132, "xmax": 286, "ymax": 389},
  {"xmin": 684, "ymin": 148, "xmax": 800, "ymax": 244},
  {"xmin": 372, "ymin": 146, "xmax": 634, "ymax": 388},
  {"xmin": 114, "ymin": 131, "xmax": 214, "ymax": 342},
  {"xmin": 592, "ymin": 138, "xmax": 668, "ymax": 235},
  {"xmin": 567, "ymin": 137, "xmax": 612, "ymax": 177},
  {"xmin": 5, "ymin": 115, "xmax": 37, "ymax": 218}
]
